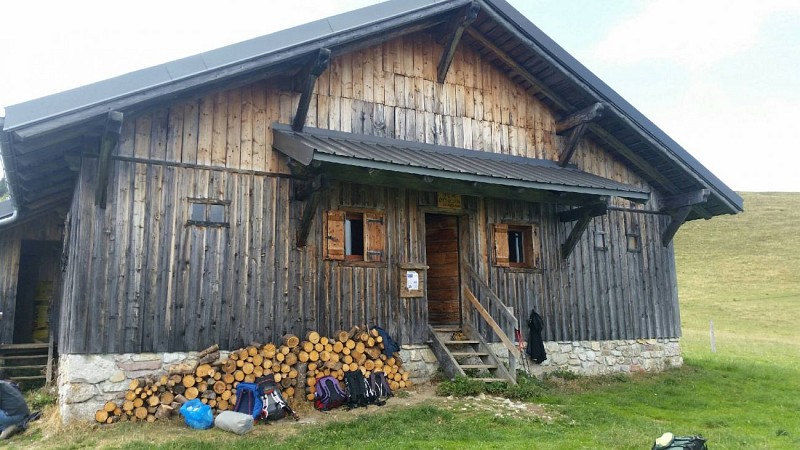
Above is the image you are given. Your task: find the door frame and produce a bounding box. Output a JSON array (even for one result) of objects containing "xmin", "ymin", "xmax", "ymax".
[{"xmin": 423, "ymin": 212, "xmax": 466, "ymax": 327}]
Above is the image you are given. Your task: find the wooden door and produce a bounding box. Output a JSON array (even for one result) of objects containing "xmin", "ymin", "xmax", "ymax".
[{"xmin": 425, "ymin": 214, "xmax": 461, "ymax": 325}]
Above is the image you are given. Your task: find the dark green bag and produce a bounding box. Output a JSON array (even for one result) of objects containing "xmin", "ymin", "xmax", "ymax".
[{"xmin": 652, "ymin": 433, "xmax": 708, "ymax": 450}]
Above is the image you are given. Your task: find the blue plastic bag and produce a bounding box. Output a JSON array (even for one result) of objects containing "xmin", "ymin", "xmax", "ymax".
[{"xmin": 179, "ymin": 399, "xmax": 213, "ymax": 430}]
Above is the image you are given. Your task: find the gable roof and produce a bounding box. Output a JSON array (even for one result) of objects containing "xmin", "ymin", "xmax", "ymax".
[{"xmin": 0, "ymin": 0, "xmax": 742, "ymax": 223}]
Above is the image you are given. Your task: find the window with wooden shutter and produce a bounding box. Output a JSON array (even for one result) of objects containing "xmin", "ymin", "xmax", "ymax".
[
  {"xmin": 325, "ymin": 210, "xmax": 345, "ymax": 260},
  {"xmin": 493, "ymin": 223, "xmax": 542, "ymax": 269},
  {"xmin": 493, "ymin": 223, "xmax": 510, "ymax": 267},
  {"xmin": 364, "ymin": 212, "xmax": 385, "ymax": 262},
  {"xmin": 325, "ymin": 209, "xmax": 385, "ymax": 263}
]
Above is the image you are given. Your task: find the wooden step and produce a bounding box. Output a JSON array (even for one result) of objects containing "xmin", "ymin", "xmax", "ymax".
[
  {"xmin": 0, "ymin": 364, "xmax": 47, "ymax": 370},
  {"xmin": 444, "ymin": 340, "xmax": 479, "ymax": 345},
  {"xmin": 459, "ymin": 364, "xmax": 498, "ymax": 370},
  {"xmin": 450, "ymin": 351, "xmax": 489, "ymax": 357},
  {"xmin": 477, "ymin": 378, "xmax": 508, "ymax": 383},
  {"xmin": 431, "ymin": 326, "xmax": 462, "ymax": 332}
]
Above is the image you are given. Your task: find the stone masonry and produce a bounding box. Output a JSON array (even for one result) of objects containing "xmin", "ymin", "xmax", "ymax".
[{"xmin": 57, "ymin": 339, "xmax": 680, "ymax": 423}]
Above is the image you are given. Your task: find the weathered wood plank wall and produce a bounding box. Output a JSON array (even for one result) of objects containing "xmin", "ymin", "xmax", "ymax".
[{"xmin": 57, "ymin": 30, "xmax": 679, "ymax": 354}]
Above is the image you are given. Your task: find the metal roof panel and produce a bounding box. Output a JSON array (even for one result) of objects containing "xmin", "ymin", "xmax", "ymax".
[{"xmin": 273, "ymin": 124, "xmax": 649, "ymax": 200}]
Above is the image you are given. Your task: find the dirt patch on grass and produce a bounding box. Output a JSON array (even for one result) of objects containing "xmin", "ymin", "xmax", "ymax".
[{"xmin": 8, "ymin": 382, "xmax": 556, "ymax": 448}]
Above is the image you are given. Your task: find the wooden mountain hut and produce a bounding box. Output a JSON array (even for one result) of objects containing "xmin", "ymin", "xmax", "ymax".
[{"xmin": 0, "ymin": 0, "xmax": 742, "ymax": 421}]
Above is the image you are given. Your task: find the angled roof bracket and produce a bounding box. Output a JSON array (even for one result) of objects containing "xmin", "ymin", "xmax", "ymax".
[
  {"xmin": 660, "ymin": 189, "xmax": 710, "ymax": 246},
  {"xmin": 556, "ymin": 102, "xmax": 604, "ymax": 167},
  {"xmin": 437, "ymin": 1, "xmax": 480, "ymax": 83},
  {"xmin": 292, "ymin": 48, "xmax": 332, "ymax": 132},
  {"xmin": 559, "ymin": 201, "xmax": 608, "ymax": 259},
  {"xmin": 296, "ymin": 174, "xmax": 328, "ymax": 248},
  {"xmin": 95, "ymin": 111, "xmax": 124, "ymax": 208}
]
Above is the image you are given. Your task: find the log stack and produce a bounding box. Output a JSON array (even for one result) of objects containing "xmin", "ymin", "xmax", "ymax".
[{"xmin": 95, "ymin": 328, "xmax": 409, "ymax": 424}]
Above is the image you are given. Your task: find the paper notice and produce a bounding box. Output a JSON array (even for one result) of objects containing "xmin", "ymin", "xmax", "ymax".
[{"xmin": 406, "ymin": 271, "xmax": 419, "ymax": 290}]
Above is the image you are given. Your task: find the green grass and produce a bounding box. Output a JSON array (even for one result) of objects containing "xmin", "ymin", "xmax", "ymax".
[
  {"xmin": 6, "ymin": 191, "xmax": 800, "ymax": 449},
  {"xmin": 674, "ymin": 192, "xmax": 800, "ymax": 368}
]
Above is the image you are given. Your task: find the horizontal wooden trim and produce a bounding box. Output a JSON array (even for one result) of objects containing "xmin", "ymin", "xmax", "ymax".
[
  {"xmin": 111, "ymin": 155, "xmax": 296, "ymax": 178},
  {"xmin": 185, "ymin": 221, "xmax": 230, "ymax": 228},
  {"xmin": 398, "ymin": 263, "xmax": 429, "ymax": 270},
  {"xmin": 501, "ymin": 267, "xmax": 543, "ymax": 274},
  {"xmin": 333, "ymin": 261, "xmax": 387, "ymax": 269}
]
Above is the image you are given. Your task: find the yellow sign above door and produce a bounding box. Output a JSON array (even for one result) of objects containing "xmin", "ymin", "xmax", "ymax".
[{"xmin": 437, "ymin": 193, "xmax": 462, "ymax": 209}]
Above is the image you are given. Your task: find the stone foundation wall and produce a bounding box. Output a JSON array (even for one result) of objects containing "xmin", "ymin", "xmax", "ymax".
[
  {"xmin": 488, "ymin": 338, "xmax": 683, "ymax": 376},
  {"xmin": 57, "ymin": 351, "xmax": 220, "ymax": 423},
  {"xmin": 57, "ymin": 339, "xmax": 680, "ymax": 423}
]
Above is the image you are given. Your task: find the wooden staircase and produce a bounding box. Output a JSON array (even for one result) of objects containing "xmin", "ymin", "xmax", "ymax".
[
  {"xmin": 429, "ymin": 324, "xmax": 515, "ymax": 383},
  {"xmin": 427, "ymin": 256, "xmax": 524, "ymax": 385},
  {"xmin": 0, "ymin": 340, "xmax": 56, "ymax": 385}
]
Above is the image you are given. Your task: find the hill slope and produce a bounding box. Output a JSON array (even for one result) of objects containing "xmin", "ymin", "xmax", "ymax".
[{"xmin": 674, "ymin": 192, "xmax": 800, "ymax": 366}]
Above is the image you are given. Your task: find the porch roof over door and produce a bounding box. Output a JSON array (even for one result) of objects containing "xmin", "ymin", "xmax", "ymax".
[{"xmin": 272, "ymin": 124, "xmax": 649, "ymax": 204}]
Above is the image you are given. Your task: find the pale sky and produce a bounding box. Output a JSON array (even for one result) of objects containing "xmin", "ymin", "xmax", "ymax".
[{"xmin": 1, "ymin": 0, "xmax": 798, "ymax": 192}]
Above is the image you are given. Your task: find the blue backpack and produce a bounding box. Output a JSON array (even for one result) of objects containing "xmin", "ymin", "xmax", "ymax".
[
  {"xmin": 370, "ymin": 325, "xmax": 400, "ymax": 356},
  {"xmin": 234, "ymin": 382, "xmax": 264, "ymax": 419}
]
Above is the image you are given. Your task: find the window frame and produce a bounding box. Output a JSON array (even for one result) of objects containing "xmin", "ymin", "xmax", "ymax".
[
  {"xmin": 325, "ymin": 209, "xmax": 386, "ymax": 265},
  {"xmin": 186, "ymin": 198, "xmax": 230, "ymax": 228},
  {"xmin": 492, "ymin": 222, "xmax": 541, "ymax": 270}
]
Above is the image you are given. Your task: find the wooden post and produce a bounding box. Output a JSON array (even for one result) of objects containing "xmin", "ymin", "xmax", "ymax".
[{"xmin": 709, "ymin": 319, "xmax": 716, "ymax": 353}]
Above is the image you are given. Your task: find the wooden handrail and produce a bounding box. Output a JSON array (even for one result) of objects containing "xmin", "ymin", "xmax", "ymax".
[
  {"xmin": 461, "ymin": 259, "xmax": 517, "ymax": 326},
  {"xmin": 462, "ymin": 285, "xmax": 521, "ymax": 360},
  {"xmin": 460, "ymin": 257, "xmax": 520, "ymax": 362}
]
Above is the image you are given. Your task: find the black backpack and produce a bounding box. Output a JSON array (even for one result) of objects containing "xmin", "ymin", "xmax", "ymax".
[
  {"xmin": 256, "ymin": 375, "xmax": 299, "ymax": 421},
  {"xmin": 368, "ymin": 371, "xmax": 392, "ymax": 405},
  {"xmin": 370, "ymin": 325, "xmax": 400, "ymax": 356},
  {"xmin": 343, "ymin": 370, "xmax": 377, "ymax": 408},
  {"xmin": 313, "ymin": 375, "xmax": 347, "ymax": 411},
  {"xmin": 652, "ymin": 433, "xmax": 708, "ymax": 450}
]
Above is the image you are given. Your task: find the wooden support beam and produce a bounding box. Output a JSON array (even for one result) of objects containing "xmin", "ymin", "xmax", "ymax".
[
  {"xmin": 557, "ymin": 103, "xmax": 604, "ymax": 167},
  {"xmin": 94, "ymin": 111, "xmax": 123, "ymax": 208},
  {"xmin": 661, "ymin": 206, "xmax": 691, "ymax": 248},
  {"xmin": 559, "ymin": 202, "xmax": 608, "ymax": 259},
  {"xmin": 558, "ymin": 122, "xmax": 587, "ymax": 167},
  {"xmin": 660, "ymin": 188, "xmax": 710, "ymax": 212},
  {"xmin": 660, "ymin": 189, "xmax": 710, "ymax": 246},
  {"xmin": 437, "ymin": 1, "xmax": 479, "ymax": 83},
  {"xmin": 292, "ymin": 48, "xmax": 331, "ymax": 132},
  {"xmin": 296, "ymin": 175, "xmax": 327, "ymax": 247},
  {"xmin": 464, "ymin": 27, "xmax": 572, "ymax": 112},
  {"xmin": 556, "ymin": 102, "xmax": 604, "ymax": 134}
]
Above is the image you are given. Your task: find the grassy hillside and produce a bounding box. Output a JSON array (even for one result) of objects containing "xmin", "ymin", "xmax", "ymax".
[{"xmin": 674, "ymin": 192, "xmax": 800, "ymax": 367}]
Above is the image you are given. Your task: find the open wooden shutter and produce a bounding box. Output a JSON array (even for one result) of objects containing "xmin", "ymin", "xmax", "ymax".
[
  {"xmin": 364, "ymin": 212, "xmax": 385, "ymax": 262},
  {"xmin": 493, "ymin": 223, "xmax": 509, "ymax": 267},
  {"xmin": 325, "ymin": 210, "xmax": 345, "ymax": 260},
  {"xmin": 531, "ymin": 223, "xmax": 542, "ymax": 269}
]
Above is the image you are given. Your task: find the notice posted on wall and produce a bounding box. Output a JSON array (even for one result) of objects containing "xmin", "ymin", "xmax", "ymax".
[{"xmin": 406, "ymin": 271, "xmax": 419, "ymax": 291}]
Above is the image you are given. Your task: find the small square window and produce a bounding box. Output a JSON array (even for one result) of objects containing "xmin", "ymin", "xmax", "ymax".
[
  {"xmin": 187, "ymin": 199, "xmax": 229, "ymax": 227},
  {"xmin": 625, "ymin": 214, "xmax": 641, "ymax": 252},
  {"xmin": 190, "ymin": 203, "xmax": 206, "ymax": 222},
  {"xmin": 595, "ymin": 231, "xmax": 607, "ymax": 250},
  {"xmin": 493, "ymin": 223, "xmax": 541, "ymax": 269},
  {"xmin": 627, "ymin": 233, "xmax": 641, "ymax": 252}
]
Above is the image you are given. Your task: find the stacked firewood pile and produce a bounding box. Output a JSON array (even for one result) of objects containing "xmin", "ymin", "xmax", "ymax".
[{"xmin": 95, "ymin": 326, "xmax": 411, "ymax": 423}]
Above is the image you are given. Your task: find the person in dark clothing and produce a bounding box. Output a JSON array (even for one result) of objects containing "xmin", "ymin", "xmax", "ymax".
[{"xmin": 0, "ymin": 380, "xmax": 30, "ymax": 439}]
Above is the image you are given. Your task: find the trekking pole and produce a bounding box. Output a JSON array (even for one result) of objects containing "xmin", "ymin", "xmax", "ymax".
[{"xmin": 514, "ymin": 326, "xmax": 531, "ymax": 374}]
